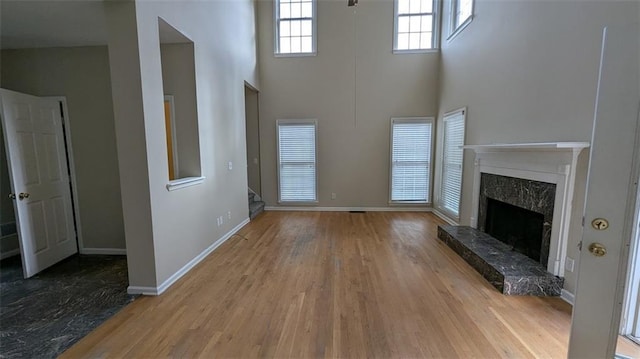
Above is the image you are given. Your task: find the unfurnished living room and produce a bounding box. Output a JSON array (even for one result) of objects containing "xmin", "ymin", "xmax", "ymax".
[{"xmin": 0, "ymin": 0, "xmax": 639, "ymax": 358}]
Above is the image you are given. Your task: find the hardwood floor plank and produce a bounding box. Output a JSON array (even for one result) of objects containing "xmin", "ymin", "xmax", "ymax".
[{"xmin": 62, "ymin": 211, "xmax": 623, "ymax": 358}]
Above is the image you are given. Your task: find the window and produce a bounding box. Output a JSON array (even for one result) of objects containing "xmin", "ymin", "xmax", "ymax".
[
  {"xmin": 450, "ymin": 0, "xmax": 473, "ymax": 37},
  {"xmin": 439, "ymin": 108, "xmax": 466, "ymax": 218},
  {"xmin": 275, "ymin": 0, "xmax": 316, "ymax": 55},
  {"xmin": 277, "ymin": 120, "xmax": 317, "ymax": 202},
  {"xmin": 394, "ymin": 0, "xmax": 437, "ymax": 52},
  {"xmin": 390, "ymin": 118, "xmax": 434, "ymax": 203}
]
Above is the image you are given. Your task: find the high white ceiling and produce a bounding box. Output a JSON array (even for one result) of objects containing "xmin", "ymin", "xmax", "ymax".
[{"xmin": 1, "ymin": 0, "xmax": 108, "ymax": 49}]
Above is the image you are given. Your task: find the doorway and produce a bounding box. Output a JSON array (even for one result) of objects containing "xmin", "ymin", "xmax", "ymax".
[{"xmin": 244, "ymin": 83, "xmax": 261, "ymax": 197}]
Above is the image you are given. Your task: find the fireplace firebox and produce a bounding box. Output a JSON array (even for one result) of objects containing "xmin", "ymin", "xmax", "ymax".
[{"xmin": 485, "ymin": 198, "xmax": 545, "ymax": 262}]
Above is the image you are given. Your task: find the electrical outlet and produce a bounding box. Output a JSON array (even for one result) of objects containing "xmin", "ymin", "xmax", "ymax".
[
  {"xmin": 227, "ymin": 211, "xmax": 232, "ymax": 219},
  {"xmin": 228, "ymin": 161, "xmax": 233, "ymax": 170},
  {"xmin": 331, "ymin": 193, "xmax": 336, "ymax": 200},
  {"xmin": 565, "ymin": 257, "xmax": 575, "ymax": 272}
]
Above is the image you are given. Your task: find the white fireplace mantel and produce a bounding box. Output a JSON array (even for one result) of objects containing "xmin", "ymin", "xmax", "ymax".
[
  {"xmin": 463, "ymin": 142, "xmax": 590, "ymax": 152},
  {"xmin": 464, "ymin": 142, "xmax": 590, "ymax": 277}
]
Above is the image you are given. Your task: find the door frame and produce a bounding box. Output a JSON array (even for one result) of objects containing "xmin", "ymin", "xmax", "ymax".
[
  {"xmin": 244, "ymin": 81, "xmax": 262, "ymax": 196},
  {"xmin": 620, "ymin": 180, "xmax": 640, "ymax": 340},
  {"xmin": 43, "ymin": 96, "xmax": 84, "ymax": 252}
]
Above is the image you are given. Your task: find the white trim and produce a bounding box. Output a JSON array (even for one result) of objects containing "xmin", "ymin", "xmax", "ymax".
[
  {"xmin": 128, "ymin": 218, "xmax": 250, "ymax": 296},
  {"xmin": 463, "ymin": 142, "xmax": 590, "ymax": 152},
  {"xmin": 126, "ymin": 286, "xmax": 159, "ymax": 296},
  {"xmin": 164, "ymin": 95, "xmax": 179, "ymax": 179},
  {"xmin": 431, "ymin": 208, "xmax": 458, "ymax": 225},
  {"xmin": 80, "ymin": 248, "xmax": 127, "ymax": 255},
  {"xmin": 1, "ymin": 248, "xmax": 20, "ymax": 260},
  {"xmin": 447, "ymin": 15, "xmax": 473, "ymax": 42},
  {"xmin": 166, "ymin": 176, "xmax": 206, "ymax": 191},
  {"xmin": 265, "ymin": 206, "xmax": 431, "ymax": 212},
  {"xmin": 561, "ymin": 289, "xmax": 575, "ymax": 305},
  {"xmin": 45, "ymin": 97, "xmax": 84, "ymax": 253}
]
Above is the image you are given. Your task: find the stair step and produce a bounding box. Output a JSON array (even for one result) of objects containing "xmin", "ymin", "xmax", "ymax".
[
  {"xmin": 249, "ymin": 200, "xmax": 265, "ymax": 220},
  {"xmin": 248, "ymin": 192, "xmax": 255, "ymax": 203}
]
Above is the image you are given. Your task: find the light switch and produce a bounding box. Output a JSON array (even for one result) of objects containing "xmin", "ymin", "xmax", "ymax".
[{"xmin": 228, "ymin": 161, "xmax": 233, "ymax": 170}]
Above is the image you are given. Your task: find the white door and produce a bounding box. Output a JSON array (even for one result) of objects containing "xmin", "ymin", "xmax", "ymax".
[
  {"xmin": 0, "ymin": 89, "xmax": 77, "ymax": 278},
  {"xmin": 568, "ymin": 24, "xmax": 640, "ymax": 358}
]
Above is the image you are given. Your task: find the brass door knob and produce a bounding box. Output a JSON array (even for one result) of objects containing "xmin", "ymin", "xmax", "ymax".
[
  {"xmin": 588, "ymin": 242, "xmax": 607, "ymax": 257},
  {"xmin": 8, "ymin": 193, "xmax": 16, "ymax": 200},
  {"xmin": 18, "ymin": 192, "xmax": 30, "ymax": 200}
]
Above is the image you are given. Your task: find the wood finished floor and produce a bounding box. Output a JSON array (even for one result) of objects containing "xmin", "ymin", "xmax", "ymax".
[{"xmin": 62, "ymin": 212, "xmax": 638, "ymax": 358}]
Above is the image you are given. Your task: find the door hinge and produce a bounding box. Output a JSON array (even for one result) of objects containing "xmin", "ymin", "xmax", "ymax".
[{"xmin": 578, "ymin": 241, "xmax": 583, "ymax": 251}]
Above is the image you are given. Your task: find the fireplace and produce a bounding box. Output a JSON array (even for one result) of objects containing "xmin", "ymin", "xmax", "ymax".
[
  {"xmin": 478, "ymin": 173, "xmax": 555, "ymax": 267},
  {"xmin": 466, "ymin": 142, "xmax": 589, "ymax": 277},
  {"xmin": 437, "ymin": 142, "xmax": 589, "ymax": 296}
]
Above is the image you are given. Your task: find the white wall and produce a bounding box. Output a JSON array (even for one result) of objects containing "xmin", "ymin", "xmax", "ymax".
[
  {"xmin": 106, "ymin": 0, "xmax": 258, "ymax": 290},
  {"xmin": 0, "ymin": 46, "xmax": 125, "ymax": 251},
  {"xmin": 257, "ymin": 0, "xmax": 440, "ymax": 208},
  {"xmin": 435, "ymin": 0, "xmax": 640, "ymax": 294}
]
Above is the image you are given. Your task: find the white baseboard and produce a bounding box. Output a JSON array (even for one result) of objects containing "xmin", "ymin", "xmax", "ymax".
[
  {"xmin": 0, "ymin": 248, "xmax": 20, "ymax": 260},
  {"xmin": 431, "ymin": 209, "xmax": 458, "ymax": 225},
  {"xmin": 80, "ymin": 248, "xmax": 127, "ymax": 255},
  {"xmin": 128, "ymin": 217, "xmax": 250, "ymax": 296},
  {"xmin": 127, "ymin": 286, "xmax": 159, "ymax": 296},
  {"xmin": 264, "ymin": 206, "xmax": 432, "ymax": 212},
  {"xmin": 561, "ymin": 289, "xmax": 575, "ymax": 305}
]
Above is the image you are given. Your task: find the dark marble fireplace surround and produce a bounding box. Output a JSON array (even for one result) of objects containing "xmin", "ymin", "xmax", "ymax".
[
  {"xmin": 437, "ymin": 173, "xmax": 563, "ymax": 296},
  {"xmin": 478, "ymin": 173, "xmax": 556, "ymax": 266}
]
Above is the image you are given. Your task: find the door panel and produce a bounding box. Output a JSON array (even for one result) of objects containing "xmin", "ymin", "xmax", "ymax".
[
  {"xmin": 0, "ymin": 88, "xmax": 77, "ymax": 278},
  {"xmin": 568, "ymin": 24, "xmax": 640, "ymax": 358}
]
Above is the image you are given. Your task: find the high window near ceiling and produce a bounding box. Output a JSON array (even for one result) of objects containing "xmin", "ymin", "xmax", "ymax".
[
  {"xmin": 275, "ymin": 0, "xmax": 316, "ymax": 56},
  {"xmin": 438, "ymin": 108, "xmax": 466, "ymax": 218},
  {"xmin": 393, "ymin": 0, "xmax": 437, "ymax": 52},
  {"xmin": 277, "ymin": 120, "xmax": 317, "ymax": 203},
  {"xmin": 390, "ymin": 118, "xmax": 434, "ymax": 203},
  {"xmin": 449, "ymin": 0, "xmax": 474, "ymax": 38}
]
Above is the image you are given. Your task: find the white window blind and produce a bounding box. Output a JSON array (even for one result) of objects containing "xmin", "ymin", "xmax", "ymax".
[
  {"xmin": 390, "ymin": 118, "xmax": 433, "ymax": 202},
  {"xmin": 440, "ymin": 109, "xmax": 466, "ymax": 217},
  {"xmin": 277, "ymin": 120, "xmax": 317, "ymax": 202}
]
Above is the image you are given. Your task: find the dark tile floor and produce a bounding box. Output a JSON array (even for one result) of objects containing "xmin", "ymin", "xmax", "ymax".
[{"xmin": 0, "ymin": 254, "xmax": 136, "ymax": 358}]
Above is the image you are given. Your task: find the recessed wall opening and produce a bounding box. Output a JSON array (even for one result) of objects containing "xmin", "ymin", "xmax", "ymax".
[
  {"xmin": 485, "ymin": 198, "xmax": 545, "ymax": 262},
  {"xmin": 158, "ymin": 18, "xmax": 201, "ymax": 182}
]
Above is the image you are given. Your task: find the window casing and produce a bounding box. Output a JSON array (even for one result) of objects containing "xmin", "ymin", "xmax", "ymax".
[
  {"xmin": 274, "ymin": 0, "xmax": 316, "ymax": 56},
  {"xmin": 439, "ymin": 108, "xmax": 466, "ymax": 218},
  {"xmin": 390, "ymin": 118, "xmax": 434, "ymax": 203},
  {"xmin": 393, "ymin": 0, "xmax": 437, "ymax": 52},
  {"xmin": 277, "ymin": 120, "xmax": 317, "ymax": 203},
  {"xmin": 449, "ymin": 0, "xmax": 473, "ymax": 38}
]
